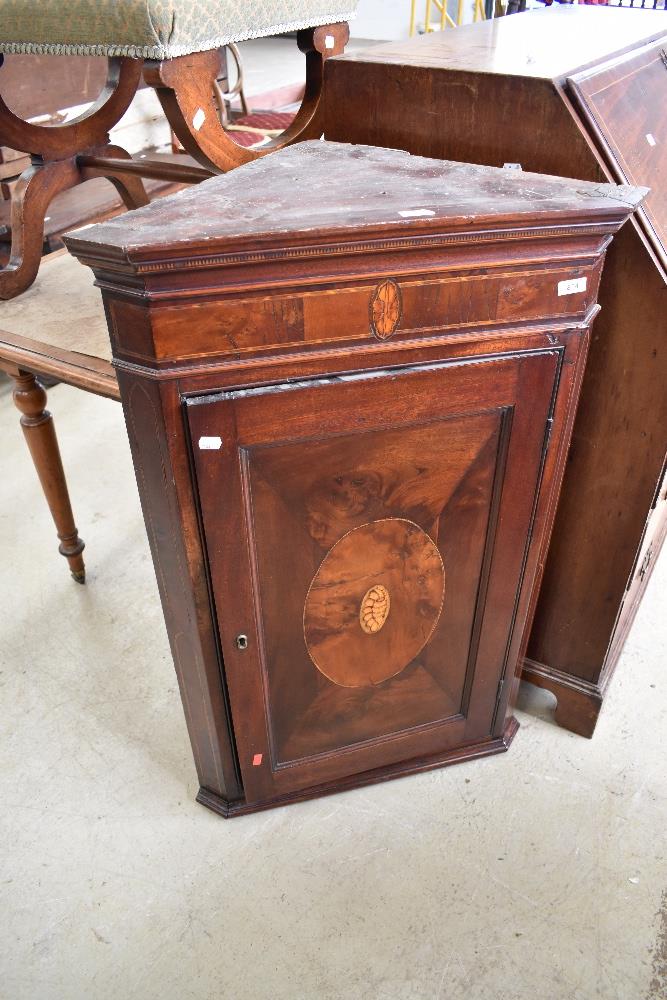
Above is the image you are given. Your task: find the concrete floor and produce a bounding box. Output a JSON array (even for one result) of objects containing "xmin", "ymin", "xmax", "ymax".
[
  {"xmin": 1, "ymin": 32, "xmax": 667, "ymax": 1000},
  {"xmin": 1, "ymin": 379, "xmax": 666, "ymax": 1000}
]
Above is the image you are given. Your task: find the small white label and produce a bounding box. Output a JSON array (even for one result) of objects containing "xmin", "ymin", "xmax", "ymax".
[
  {"xmin": 398, "ymin": 208, "xmax": 435, "ymax": 218},
  {"xmin": 503, "ymin": 162, "xmax": 523, "ymax": 171},
  {"xmin": 324, "ymin": 34, "xmax": 335, "ymax": 49},
  {"xmin": 198, "ymin": 436, "xmax": 222, "ymax": 450},
  {"xmin": 558, "ymin": 277, "xmax": 587, "ymax": 297},
  {"xmin": 193, "ymin": 107, "xmax": 206, "ymax": 131},
  {"xmin": 646, "ymin": 133, "xmax": 657, "ymax": 147}
]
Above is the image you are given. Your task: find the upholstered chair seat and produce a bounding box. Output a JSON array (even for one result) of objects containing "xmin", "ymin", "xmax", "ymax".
[{"xmin": 0, "ymin": 0, "xmax": 356, "ymax": 57}]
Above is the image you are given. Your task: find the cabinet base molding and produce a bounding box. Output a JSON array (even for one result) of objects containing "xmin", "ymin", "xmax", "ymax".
[
  {"xmin": 521, "ymin": 658, "xmax": 608, "ymax": 739},
  {"xmin": 197, "ymin": 718, "xmax": 520, "ymax": 818}
]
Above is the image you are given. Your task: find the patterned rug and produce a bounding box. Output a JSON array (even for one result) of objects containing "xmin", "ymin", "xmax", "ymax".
[{"xmin": 225, "ymin": 111, "xmax": 296, "ymax": 148}]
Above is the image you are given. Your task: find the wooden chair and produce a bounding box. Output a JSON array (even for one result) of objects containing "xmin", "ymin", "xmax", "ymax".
[
  {"xmin": 0, "ymin": 249, "xmax": 115, "ymax": 581},
  {"xmin": 0, "ymin": 0, "xmax": 356, "ymax": 298}
]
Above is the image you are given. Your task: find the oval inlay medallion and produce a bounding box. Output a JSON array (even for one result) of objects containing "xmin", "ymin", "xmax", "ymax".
[
  {"xmin": 303, "ymin": 518, "xmax": 445, "ymax": 688},
  {"xmin": 359, "ymin": 584, "xmax": 391, "ymax": 634},
  {"xmin": 370, "ymin": 278, "xmax": 402, "ymax": 340}
]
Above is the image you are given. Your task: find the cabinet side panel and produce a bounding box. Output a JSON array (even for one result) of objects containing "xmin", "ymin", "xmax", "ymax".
[
  {"xmin": 528, "ymin": 222, "xmax": 667, "ymax": 683},
  {"xmin": 325, "ymin": 64, "xmax": 603, "ymax": 183},
  {"xmin": 118, "ymin": 368, "xmax": 242, "ymax": 803}
]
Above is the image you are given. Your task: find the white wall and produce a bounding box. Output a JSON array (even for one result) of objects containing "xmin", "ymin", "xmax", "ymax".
[
  {"xmin": 350, "ymin": 0, "xmax": 481, "ymax": 42},
  {"xmin": 349, "ymin": 0, "xmax": 412, "ymax": 40}
]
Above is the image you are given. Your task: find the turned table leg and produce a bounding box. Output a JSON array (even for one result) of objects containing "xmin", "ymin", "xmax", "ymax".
[{"xmin": 12, "ymin": 372, "xmax": 86, "ymax": 583}]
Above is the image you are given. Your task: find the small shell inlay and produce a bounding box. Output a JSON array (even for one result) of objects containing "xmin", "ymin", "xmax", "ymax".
[
  {"xmin": 359, "ymin": 584, "xmax": 391, "ymax": 634},
  {"xmin": 370, "ymin": 279, "xmax": 402, "ymax": 339}
]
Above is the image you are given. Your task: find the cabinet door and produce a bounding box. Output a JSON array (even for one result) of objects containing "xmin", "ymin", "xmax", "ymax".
[{"xmin": 187, "ymin": 351, "xmax": 559, "ymax": 804}]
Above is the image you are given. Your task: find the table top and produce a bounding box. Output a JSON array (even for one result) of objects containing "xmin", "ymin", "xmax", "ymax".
[{"xmin": 0, "ymin": 250, "xmax": 117, "ymax": 397}]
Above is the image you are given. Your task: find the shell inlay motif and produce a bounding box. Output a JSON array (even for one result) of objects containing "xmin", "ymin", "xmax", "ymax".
[
  {"xmin": 370, "ymin": 279, "xmax": 402, "ymax": 339},
  {"xmin": 359, "ymin": 585, "xmax": 391, "ymax": 634}
]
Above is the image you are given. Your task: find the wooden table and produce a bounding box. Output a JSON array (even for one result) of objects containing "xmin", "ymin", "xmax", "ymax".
[
  {"xmin": 324, "ymin": 7, "xmax": 667, "ymax": 737},
  {"xmin": 65, "ymin": 141, "xmax": 640, "ymax": 815}
]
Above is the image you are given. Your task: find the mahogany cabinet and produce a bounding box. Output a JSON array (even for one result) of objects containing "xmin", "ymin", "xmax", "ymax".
[
  {"xmin": 324, "ymin": 7, "xmax": 667, "ymax": 737},
  {"xmin": 66, "ymin": 142, "xmax": 640, "ymax": 815}
]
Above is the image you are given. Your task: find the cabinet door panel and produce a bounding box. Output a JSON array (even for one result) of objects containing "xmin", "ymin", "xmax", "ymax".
[{"xmin": 188, "ymin": 352, "xmax": 559, "ymax": 803}]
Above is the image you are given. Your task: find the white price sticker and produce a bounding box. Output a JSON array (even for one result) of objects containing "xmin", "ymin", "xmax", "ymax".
[
  {"xmin": 398, "ymin": 208, "xmax": 435, "ymax": 218},
  {"xmin": 198, "ymin": 436, "xmax": 222, "ymax": 450},
  {"xmin": 558, "ymin": 277, "xmax": 587, "ymax": 297}
]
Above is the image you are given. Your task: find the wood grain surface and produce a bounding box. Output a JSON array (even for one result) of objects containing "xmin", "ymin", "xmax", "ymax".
[
  {"xmin": 187, "ymin": 346, "xmax": 560, "ymax": 803},
  {"xmin": 303, "ymin": 518, "xmax": 445, "ymax": 687},
  {"xmin": 568, "ymin": 38, "xmax": 667, "ymax": 270}
]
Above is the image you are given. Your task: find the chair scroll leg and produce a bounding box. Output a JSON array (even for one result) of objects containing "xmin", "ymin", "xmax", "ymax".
[
  {"xmin": 12, "ymin": 372, "xmax": 86, "ymax": 583},
  {"xmin": 0, "ymin": 55, "xmax": 144, "ymax": 299},
  {"xmin": 144, "ymin": 23, "xmax": 350, "ymax": 174},
  {"xmin": 79, "ymin": 143, "xmax": 151, "ymax": 211},
  {"xmin": 0, "ymin": 158, "xmax": 80, "ymax": 301}
]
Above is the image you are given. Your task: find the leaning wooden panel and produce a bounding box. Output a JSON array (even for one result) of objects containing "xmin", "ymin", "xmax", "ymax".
[
  {"xmin": 568, "ymin": 38, "xmax": 667, "ymax": 272},
  {"xmin": 324, "ymin": 7, "xmax": 667, "ymax": 738},
  {"xmin": 66, "ymin": 142, "xmax": 641, "ymax": 814}
]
